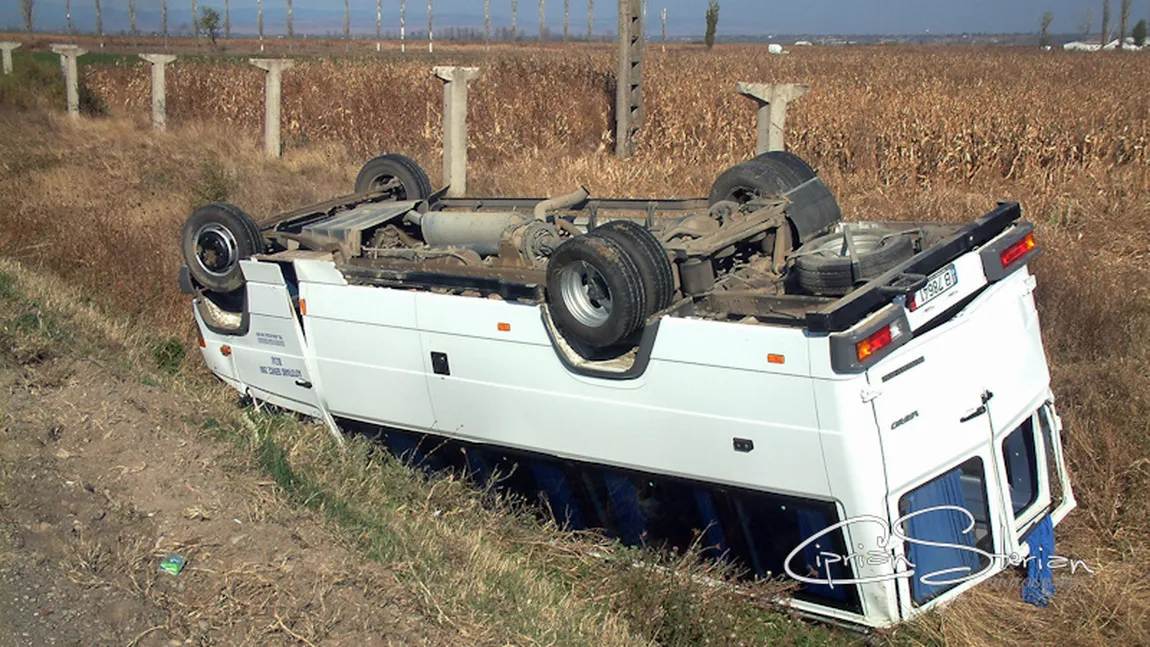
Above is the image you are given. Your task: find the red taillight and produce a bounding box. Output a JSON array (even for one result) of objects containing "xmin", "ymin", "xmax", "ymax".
[
  {"xmin": 1000, "ymin": 232, "xmax": 1037, "ymax": 268},
  {"xmin": 855, "ymin": 319, "xmax": 907, "ymax": 363},
  {"xmin": 856, "ymin": 325, "xmax": 893, "ymax": 362},
  {"xmin": 197, "ymin": 333, "xmax": 206, "ymax": 348}
]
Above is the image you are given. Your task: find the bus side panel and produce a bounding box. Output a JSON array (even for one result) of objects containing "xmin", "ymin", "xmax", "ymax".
[
  {"xmin": 412, "ymin": 292, "xmax": 832, "ymax": 498},
  {"xmin": 810, "ymin": 375, "xmax": 901, "ymax": 626},
  {"xmin": 301, "ymin": 283, "xmax": 437, "ymax": 430}
]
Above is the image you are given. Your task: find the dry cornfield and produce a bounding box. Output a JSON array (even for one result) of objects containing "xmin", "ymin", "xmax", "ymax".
[
  {"xmin": 3, "ymin": 42, "xmax": 1150, "ymax": 646},
  {"xmin": 83, "ymin": 45, "xmax": 1150, "ymax": 190}
]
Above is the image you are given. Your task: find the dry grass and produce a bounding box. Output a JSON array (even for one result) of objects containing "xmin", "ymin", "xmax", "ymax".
[{"xmin": 2, "ymin": 42, "xmax": 1150, "ymax": 645}]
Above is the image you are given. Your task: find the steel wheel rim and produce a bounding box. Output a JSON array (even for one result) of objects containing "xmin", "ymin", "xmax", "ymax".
[
  {"xmin": 811, "ymin": 233, "xmax": 883, "ymax": 258},
  {"xmin": 194, "ymin": 223, "xmax": 239, "ymax": 277},
  {"xmin": 559, "ymin": 260, "xmax": 612, "ymax": 328}
]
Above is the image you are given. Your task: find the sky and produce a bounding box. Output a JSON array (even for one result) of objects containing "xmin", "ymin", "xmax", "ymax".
[{"xmin": 4, "ymin": 0, "xmax": 1148, "ymax": 37}]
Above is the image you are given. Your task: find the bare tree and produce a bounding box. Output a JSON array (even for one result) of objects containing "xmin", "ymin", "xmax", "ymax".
[
  {"xmin": 287, "ymin": 0, "xmax": 294, "ymax": 48},
  {"xmin": 192, "ymin": 0, "xmax": 199, "ymax": 46},
  {"xmin": 376, "ymin": 0, "xmax": 382, "ymax": 51},
  {"xmin": 225, "ymin": 0, "xmax": 231, "ymax": 40},
  {"xmin": 587, "ymin": 0, "xmax": 593, "ymax": 40},
  {"xmin": 563, "ymin": 0, "xmax": 569, "ymax": 42},
  {"xmin": 512, "ymin": 0, "xmax": 518, "ymax": 41},
  {"xmin": 427, "ymin": 0, "xmax": 434, "ymax": 52},
  {"xmin": 1119, "ymin": 0, "xmax": 1132, "ymax": 49},
  {"xmin": 400, "ymin": 0, "xmax": 407, "ymax": 53},
  {"xmin": 1077, "ymin": 7, "xmax": 1095, "ymax": 38},
  {"xmin": 21, "ymin": 0, "xmax": 34, "ymax": 36},
  {"xmin": 1101, "ymin": 0, "xmax": 1111, "ymax": 45},
  {"xmin": 538, "ymin": 0, "xmax": 545, "ymax": 41},
  {"xmin": 344, "ymin": 0, "xmax": 350, "ymax": 51},
  {"xmin": 258, "ymin": 0, "xmax": 264, "ymax": 51},
  {"xmin": 94, "ymin": 0, "xmax": 103, "ymax": 46},
  {"xmin": 128, "ymin": 0, "xmax": 137, "ymax": 46},
  {"xmin": 1039, "ymin": 11, "xmax": 1053, "ymax": 47},
  {"xmin": 484, "ymin": 0, "xmax": 491, "ymax": 46}
]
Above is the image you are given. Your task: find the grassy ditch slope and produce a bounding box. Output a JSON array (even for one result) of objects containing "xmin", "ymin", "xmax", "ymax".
[{"xmin": 2, "ymin": 44, "xmax": 1150, "ymax": 646}]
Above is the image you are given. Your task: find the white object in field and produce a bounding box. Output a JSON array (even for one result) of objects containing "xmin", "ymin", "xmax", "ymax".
[
  {"xmin": 249, "ymin": 59, "xmax": 296, "ymax": 159},
  {"xmin": 49, "ymin": 44, "xmax": 87, "ymax": 118},
  {"xmin": 767, "ymin": 43, "xmax": 787, "ymax": 55},
  {"xmin": 139, "ymin": 54, "xmax": 177, "ymax": 131},
  {"xmin": 0, "ymin": 42, "xmax": 20, "ymax": 75},
  {"xmin": 192, "ymin": 223, "xmax": 1073, "ymax": 628}
]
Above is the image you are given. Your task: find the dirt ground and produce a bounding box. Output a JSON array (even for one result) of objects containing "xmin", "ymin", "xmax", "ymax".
[{"xmin": 0, "ymin": 355, "xmax": 450, "ymax": 647}]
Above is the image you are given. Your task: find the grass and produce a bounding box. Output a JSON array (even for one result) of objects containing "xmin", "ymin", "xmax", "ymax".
[
  {"xmin": 0, "ymin": 256, "xmax": 847, "ymax": 646},
  {"xmin": 1, "ymin": 40, "xmax": 1149, "ymax": 646}
]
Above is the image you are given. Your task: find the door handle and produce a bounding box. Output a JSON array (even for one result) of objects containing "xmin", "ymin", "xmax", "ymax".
[
  {"xmin": 960, "ymin": 405, "xmax": 987, "ymax": 423},
  {"xmin": 295, "ymin": 379, "xmax": 313, "ymax": 389}
]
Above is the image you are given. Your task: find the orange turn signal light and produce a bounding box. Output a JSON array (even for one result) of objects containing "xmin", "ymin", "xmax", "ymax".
[
  {"xmin": 498, "ymin": 322, "xmax": 511, "ymax": 332},
  {"xmin": 299, "ymin": 299, "xmax": 307, "ymax": 315},
  {"xmin": 220, "ymin": 345, "xmax": 232, "ymax": 357},
  {"xmin": 1000, "ymin": 232, "xmax": 1037, "ymax": 268},
  {"xmin": 767, "ymin": 354, "xmax": 785, "ymax": 364}
]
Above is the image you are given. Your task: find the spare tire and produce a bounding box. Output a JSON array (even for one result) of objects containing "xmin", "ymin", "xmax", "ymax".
[
  {"xmin": 709, "ymin": 155, "xmax": 842, "ymax": 244},
  {"xmin": 546, "ymin": 235, "xmax": 647, "ymax": 349},
  {"xmin": 354, "ymin": 153, "xmax": 433, "ymax": 200},
  {"xmin": 182, "ymin": 202, "xmax": 264, "ymax": 293},
  {"xmin": 793, "ymin": 229, "xmax": 915, "ymax": 296},
  {"xmin": 590, "ymin": 220, "xmax": 676, "ymax": 315}
]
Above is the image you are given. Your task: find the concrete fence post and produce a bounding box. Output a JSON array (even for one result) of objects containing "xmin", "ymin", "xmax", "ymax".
[
  {"xmin": 433, "ymin": 66, "xmax": 481, "ymax": 197},
  {"xmin": 735, "ymin": 82, "xmax": 811, "ymax": 154},
  {"xmin": 0, "ymin": 42, "xmax": 20, "ymax": 75},
  {"xmin": 50, "ymin": 45, "xmax": 89, "ymax": 118},
  {"xmin": 250, "ymin": 59, "xmax": 296, "ymax": 159},
  {"xmin": 139, "ymin": 54, "xmax": 177, "ymax": 131}
]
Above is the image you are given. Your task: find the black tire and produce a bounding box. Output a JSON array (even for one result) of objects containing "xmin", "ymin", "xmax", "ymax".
[
  {"xmin": 590, "ymin": 220, "xmax": 676, "ymax": 315},
  {"xmin": 354, "ymin": 153, "xmax": 433, "ymax": 200},
  {"xmin": 546, "ymin": 235, "xmax": 647, "ymax": 349},
  {"xmin": 753, "ymin": 151, "xmax": 818, "ymax": 186},
  {"xmin": 793, "ymin": 229, "xmax": 915, "ymax": 296},
  {"xmin": 709, "ymin": 155, "xmax": 842, "ymax": 244},
  {"xmin": 182, "ymin": 202, "xmax": 263, "ymax": 293},
  {"xmin": 708, "ymin": 158, "xmax": 797, "ymax": 205}
]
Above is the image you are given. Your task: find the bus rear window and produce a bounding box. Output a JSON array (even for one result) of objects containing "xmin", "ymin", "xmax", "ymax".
[
  {"xmin": 1002, "ymin": 417, "xmax": 1039, "ymax": 517},
  {"xmin": 898, "ymin": 457, "xmax": 993, "ymax": 605}
]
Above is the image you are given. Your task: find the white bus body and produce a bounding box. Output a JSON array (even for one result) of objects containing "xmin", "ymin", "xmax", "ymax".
[{"xmin": 190, "ymin": 209, "xmax": 1075, "ymax": 629}]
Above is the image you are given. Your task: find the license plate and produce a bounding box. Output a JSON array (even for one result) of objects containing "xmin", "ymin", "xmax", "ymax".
[{"xmin": 911, "ymin": 264, "xmax": 958, "ymax": 311}]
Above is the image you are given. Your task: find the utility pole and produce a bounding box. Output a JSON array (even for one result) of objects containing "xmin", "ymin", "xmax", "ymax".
[
  {"xmin": 587, "ymin": 0, "xmax": 594, "ymax": 40},
  {"xmin": 343, "ymin": 0, "xmax": 350, "ymax": 52},
  {"xmin": 512, "ymin": 0, "xmax": 518, "ymax": 41},
  {"xmin": 564, "ymin": 0, "xmax": 570, "ymax": 42},
  {"xmin": 286, "ymin": 0, "xmax": 293, "ymax": 49},
  {"xmin": 162, "ymin": 0, "xmax": 168, "ymax": 49},
  {"xmin": 660, "ymin": 7, "xmax": 665, "ymax": 51},
  {"xmin": 94, "ymin": 0, "xmax": 103, "ymax": 47},
  {"xmin": 616, "ymin": 0, "xmax": 643, "ymax": 157},
  {"xmin": 258, "ymin": 0, "xmax": 264, "ymax": 52},
  {"xmin": 128, "ymin": 0, "xmax": 137, "ymax": 47},
  {"xmin": 225, "ymin": 0, "xmax": 230, "ymax": 41},
  {"xmin": 428, "ymin": 0, "xmax": 434, "ymax": 52},
  {"xmin": 65, "ymin": 0, "xmax": 72, "ymax": 40},
  {"xmin": 484, "ymin": 0, "xmax": 491, "ymax": 47},
  {"xmin": 377, "ymin": 0, "xmax": 383, "ymax": 51},
  {"xmin": 539, "ymin": 0, "xmax": 545, "ymax": 41},
  {"xmin": 191, "ymin": 0, "xmax": 198, "ymax": 49},
  {"xmin": 401, "ymin": 0, "xmax": 407, "ymax": 52}
]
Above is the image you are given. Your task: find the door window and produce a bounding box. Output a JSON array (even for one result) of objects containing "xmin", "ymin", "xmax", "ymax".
[{"xmin": 1002, "ymin": 417, "xmax": 1040, "ymax": 517}]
